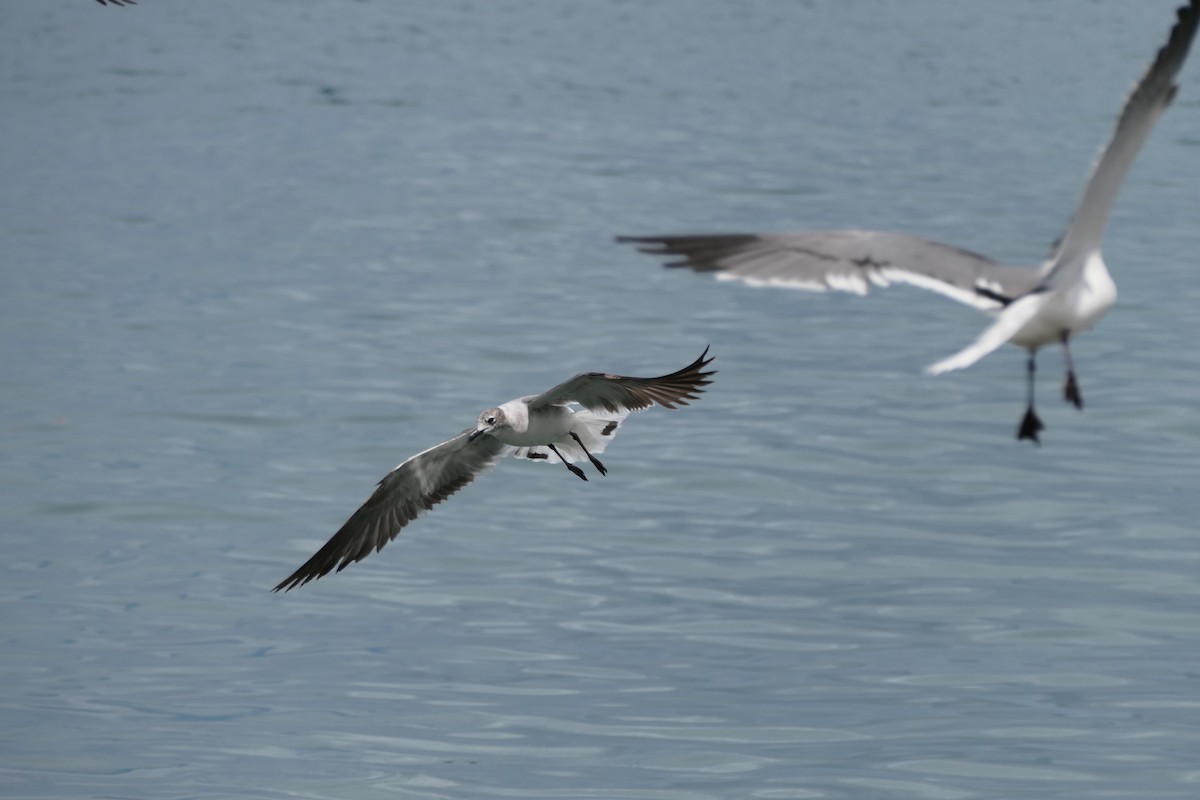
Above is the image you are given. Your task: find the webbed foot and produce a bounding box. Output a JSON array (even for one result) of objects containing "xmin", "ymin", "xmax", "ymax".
[{"xmin": 1017, "ymin": 407, "xmax": 1044, "ymax": 444}]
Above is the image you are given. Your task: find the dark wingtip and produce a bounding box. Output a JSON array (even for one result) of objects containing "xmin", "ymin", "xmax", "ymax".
[
  {"xmin": 654, "ymin": 346, "xmax": 716, "ymax": 410},
  {"xmin": 615, "ymin": 234, "xmax": 671, "ymax": 257},
  {"xmin": 693, "ymin": 344, "xmax": 717, "ymax": 382},
  {"xmin": 272, "ymin": 557, "xmax": 335, "ymax": 593},
  {"xmin": 272, "ymin": 572, "xmax": 307, "ymax": 593}
]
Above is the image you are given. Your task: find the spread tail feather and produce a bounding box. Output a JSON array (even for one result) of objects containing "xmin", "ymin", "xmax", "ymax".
[{"xmin": 925, "ymin": 293, "xmax": 1050, "ymax": 375}]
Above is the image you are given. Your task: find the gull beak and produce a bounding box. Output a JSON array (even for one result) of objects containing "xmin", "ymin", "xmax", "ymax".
[{"xmin": 468, "ymin": 428, "xmax": 486, "ymax": 442}]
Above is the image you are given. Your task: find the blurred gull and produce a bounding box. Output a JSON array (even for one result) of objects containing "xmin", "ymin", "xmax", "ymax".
[
  {"xmin": 274, "ymin": 348, "xmax": 715, "ymax": 591},
  {"xmin": 621, "ymin": 1, "xmax": 1198, "ymax": 443}
]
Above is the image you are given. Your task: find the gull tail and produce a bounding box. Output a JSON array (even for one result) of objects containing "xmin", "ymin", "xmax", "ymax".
[{"xmin": 925, "ymin": 293, "xmax": 1050, "ymax": 375}]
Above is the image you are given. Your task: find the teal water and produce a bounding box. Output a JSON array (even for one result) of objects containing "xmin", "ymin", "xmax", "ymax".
[{"xmin": 2, "ymin": 1, "xmax": 1199, "ymax": 798}]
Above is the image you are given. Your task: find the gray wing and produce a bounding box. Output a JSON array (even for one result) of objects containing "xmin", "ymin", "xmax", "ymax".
[
  {"xmin": 617, "ymin": 231, "xmax": 1040, "ymax": 311},
  {"xmin": 273, "ymin": 431, "xmax": 511, "ymax": 591},
  {"xmin": 1044, "ymin": 0, "xmax": 1198, "ymax": 281},
  {"xmin": 528, "ymin": 347, "xmax": 715, "ymax": 414}
]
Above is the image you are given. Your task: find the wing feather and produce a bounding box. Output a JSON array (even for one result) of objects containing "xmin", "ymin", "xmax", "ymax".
[
  {"xmin": 273, "ymin": 432, "xmax": 510, "ymax": 591},
  {"xmin": 618, "ymin": 231, "xmax": 1039, "ymax": 311},
  {"xmin": 1046, "ymin": 0, "xmax": 1199, "ymax": 275},
  {"xmin": 529, "ymin": 348, "xmax": 716, "ymax": 414}
]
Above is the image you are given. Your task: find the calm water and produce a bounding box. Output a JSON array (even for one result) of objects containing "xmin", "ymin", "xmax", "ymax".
[{"xmin": 3, "ymin": 1, "xmax": 1199, "ymax": 798}]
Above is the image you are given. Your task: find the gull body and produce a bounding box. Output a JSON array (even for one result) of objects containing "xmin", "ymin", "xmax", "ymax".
[
  {"xmin": 992, "ymin": 255, "xmax": 1116, "ymax": 354},
  {"xmin": 274, "ymin": 348, "xmax": 715, "ymax": 591},
  {"xmin": 467, "ymin": 396, "xmax": 625, "ymax": 476},
  {"xmin": 621, "ymin": 2, "xmax": 1198, "ymax": 443}
]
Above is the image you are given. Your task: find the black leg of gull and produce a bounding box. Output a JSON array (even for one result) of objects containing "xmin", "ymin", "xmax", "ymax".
[
  {"xmin": 1017, "ymin": 352, "xmax": 1045, "ymax": 445},
  {"xmin": 569, "ymin": 432, "xmax": 608, "ymax": 477},
  {"xmin": 1061, "ymin": 331, "xmax": 1083, "ymax": 410},
  {"xmin": 548, "ymin": 443, "xmax": 588, "ymax": 481}
]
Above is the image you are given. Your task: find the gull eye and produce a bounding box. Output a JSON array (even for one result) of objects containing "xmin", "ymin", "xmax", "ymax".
[{"xmin": 486, "ymin": 416, "xmax": 496, "ymax": 425}]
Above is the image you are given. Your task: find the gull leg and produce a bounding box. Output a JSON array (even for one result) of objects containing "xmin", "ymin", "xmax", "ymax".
[
  {"xmin": 548, "ymin": 443, "xmax": 588, "ymax": 481},
  {"xmin": 1017, "ymin": 352, "xmax": 1045, "ymax": 444},
  {"xmin": 1061, "ymin": 332, "xmax": 1083, "ymax": 410},
  {"xmin": 569, "ymin": 432, "xmax": 608, "ymax": 477}
]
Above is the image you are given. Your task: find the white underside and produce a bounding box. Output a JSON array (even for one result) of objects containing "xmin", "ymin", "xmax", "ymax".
[
  {"xmin": 489, "ymin": 402, "xmax": 626, "ymax": 464},
  {"xmin": 1013, "ymin": 254, "xmax": 1117, "ymax": 347}
]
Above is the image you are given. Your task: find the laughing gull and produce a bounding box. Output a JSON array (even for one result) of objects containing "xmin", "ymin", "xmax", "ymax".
[
  {"xmin": 620, "ymin": 1, "xmax": 1198, "ymax": 443},
  {"xmin": 273, "ymin": 348, "xmax": 715, "ymax": 591}
]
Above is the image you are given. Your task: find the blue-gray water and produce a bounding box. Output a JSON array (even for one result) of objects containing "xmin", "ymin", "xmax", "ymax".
[{"xmin": 3, "ymin": 1, "xmax": 1199, "ymax": 798}]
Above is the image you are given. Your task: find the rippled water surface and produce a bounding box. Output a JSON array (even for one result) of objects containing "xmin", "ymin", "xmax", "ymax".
[{"xmin": 3, "ymin": 1, "xmax": 1199, "ymax": 798}]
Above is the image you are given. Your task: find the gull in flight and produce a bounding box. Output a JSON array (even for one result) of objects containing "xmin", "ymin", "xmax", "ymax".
[
  {"xmin": 620, "ymin": 1, "xmax": 1198, "ymax": 443},
  {"xmin": 274, "ymin": 348, "xmax": 715, "ymax": 591}
]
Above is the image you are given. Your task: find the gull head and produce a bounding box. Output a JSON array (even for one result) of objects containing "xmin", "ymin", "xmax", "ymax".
[{"xmin": 469, "ymin": 407, "xmax": 509, "ymax": 442}]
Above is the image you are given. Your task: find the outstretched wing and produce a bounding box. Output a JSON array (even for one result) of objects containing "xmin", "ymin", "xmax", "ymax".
[
  {"xmin": 528, "ymin": 347, "xmax": 716, "ymax": 414},
  {"xmin": 618, "ymin": 231, "xmax": 1039, "ymax": 311},
  {"xmin": 273, "ymin": 431, "xmax": 511, "ymax": 591},
  {"xmin": 1045, "ymin": 0, "xmax": 1199, "ymax": 281}
]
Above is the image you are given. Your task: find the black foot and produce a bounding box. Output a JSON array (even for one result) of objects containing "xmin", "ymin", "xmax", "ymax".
[
  {"xmin": 1064, "ymin": 371, "xmax": 1083, "ymax": 410},
  {"xmin": 568, "ymin": 432, "xmax": 607, "ymax": 477},
  {"xmin": 1017, "ymin": 407, "xmax": 1044, "ymax": 444},
  {"xmin": 566, "ymin": 463, "xmax": 588, "ymax": 481}
]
